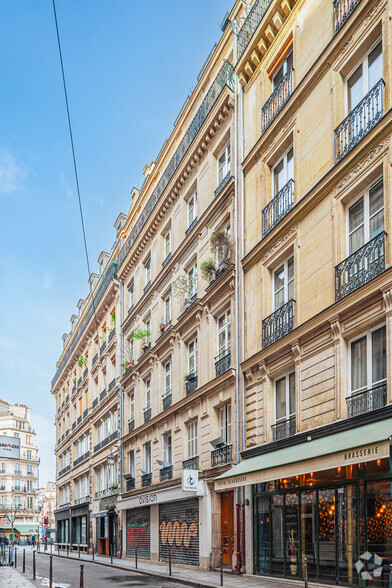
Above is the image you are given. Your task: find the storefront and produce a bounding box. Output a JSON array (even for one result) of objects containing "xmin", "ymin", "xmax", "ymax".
[
  {"xmin": 117, "ymin": 483, "xmax": 209, "ymax": 568},
  {"xmin": 91, "ymin": 509, "xmax": 118, "ymax": 556},
  {"xmin": 55, "ymin": 506, "xmax": 70, "ymax": 545},
  {"xmin": 215, "ymin": 420, "xmax": 392, "ymax": 586},
  {"xmin": 70, "ymin": 502, "xmax": 89, "ymax": 549}
]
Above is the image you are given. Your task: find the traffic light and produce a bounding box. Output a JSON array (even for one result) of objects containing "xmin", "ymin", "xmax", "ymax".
[{"xmin": 44, "ymin": 516, "xmax": 49, "ymax": 527}]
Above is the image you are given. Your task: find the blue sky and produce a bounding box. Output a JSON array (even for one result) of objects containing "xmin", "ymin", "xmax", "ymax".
[{"xmin": 0, "ymin": 0, "xmax": 232, "ymax": 486}]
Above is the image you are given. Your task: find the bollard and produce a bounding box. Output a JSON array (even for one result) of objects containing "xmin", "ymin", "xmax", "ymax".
[
  {"xmin": 92, "ymin": 543, "xmax": 94, "ymax": 561},
  {"xmin": 67, "ymin": 543, "xmax": 69, "ymax": 557},
  {"xmin": 304, "ymin": 556, "xmax": 308, "ymax": 588},
  {"xmin": 220, "ymin": 551, "xmax": 223, "ymax": 587},
  {"xmin": 78, "ymin": 544, "xmax": 81, "ymax": 558},
  {"xmin": 168, "ymin": 546, "xmax": 172, "ymax": 576},
  {"xmin": 80, "ymin": 563, "xmax": 84, "ymax": 588},
  {"xmin": 23, "ymin": 549, "xmax": 25, "ymax": 573},
  {"xmin": 15, "ymin": 547, "xmax": 17, "ymax": 568},
  {"xmin": 49, "ymin": 554, "xmax": 53, "ymax": 588},
  {"xmin": 33, "ymin": 550, "xmax": 36, "ymax": 580},
  {"xmin": 50, "ymin": 542, "xmax": 53, "ymax": 554},
  {"xmin": 58, "ymin": 543, "xmax": 60, "ymax": 555},
  {"xmin": 135, "ymin": 546, "xmax": 138, "ymax": 569},
  {"xmin": 110, "ymin": 544, "xmax": 113, "ymax": 565}
]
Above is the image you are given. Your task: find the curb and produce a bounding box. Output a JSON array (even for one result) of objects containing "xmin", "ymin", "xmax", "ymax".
[{"xmin": 35, "ymin": 551, "xmax": 221, "ymax": 588}]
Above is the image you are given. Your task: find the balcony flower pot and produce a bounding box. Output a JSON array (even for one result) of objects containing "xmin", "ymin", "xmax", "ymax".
[
  {"xmin": 218, "ymin": 258, "xmax": 230, "ymax": 272},
  {"xmin": 184, "ymin": 299, "xmax": 192, "ymax": 308},
  {"xmin": 142, "ymin": 344, "xmax": 150, "ymax": 352},
  {"xmin": 184, "ymin": 373, "xmax": 194, "ymax": 382},
  {"xmin": 159, "ymin": 323, "xmax": 166, "ymax": 333}
]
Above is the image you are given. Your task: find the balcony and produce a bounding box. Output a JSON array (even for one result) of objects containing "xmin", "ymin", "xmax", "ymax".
[
  {"xmin": 77, "ymin": 377, "xmax": 82, "ymax": 387},
  {"xmin": 144, "ymin": 406, "xmax": 152, "ymax": 423},
  {"xmin": 185, "ymin": 374, "xmax": 198, "ymax": 396},
  {"xmin": 333, "ymin": 0, "xmax": 361, "ymax": 34},
  {"xmin": 108, "ymin": 329, "xmax": 116, "ymax": 343},
  {"xmin": 58, "ymin": 465, "xmax": 70, "ymax": 478},
  {"xmin": 72, "ymin": 421, "xmax": 76, "ymax": 430},
  {"xmin": 261, "ymin": 68, "xmax": 294, "ymax": 133},
  {"xmin": 162, "ymin": 393, "xmax": 172, "ymax": 411},
  {"xmin": 74, "ymin": 496, "xmax": 90, "ymax": 505},
  {"xmin": 272, "ymin": 416, "xmax": 296, "ymax": 441},
  {"xmin": 211, "ymin": 444, "xmax": 232, "ymax": 467},
  {"xmin": 73, "ymin": 451, "xmax": 89, "ymax": 467},
  {"xmin": 160, "ymin": 466, "xmax": 173, "ymax": 482},
  {"xmin": 185, "ymin": 217, "xmax": 197, "ymax": 236},
  {"xmin": 72, "ymin": 385, "xmax": 76, "ymax": 394},
  {"xmin": 94, "ymin": 431, "xmax": 118, "ymax": 453},
  {"xmin": 347, "ymin": 383, "xmax": 387, "ymax": 418},
  {"xmin": 128, "ymin": 419, "xmax": 135, "ymax": 433},
  {"xmin": 83, "ymin": 369, "xmax": 88, "ymax": 379},
  {"xmin": 262, "ymin": 299, "xmax": 295, "ymax": 348},
  {"xmin": 100, "ymin": 341, "xmax": 106, "ymax": 354},
  {"xmin": 182, "ymin": 456, "xmax": 199, "ymax": 470},
  {"xmin": 77, "ymin": 415, "xmax": 82, "ymax": 425},
  {"xmin": 92, "ymin": 353, "xmax": 98, "ymax": 366},
  {"xmin": 92, "ymin": 398, "xmax": 98, "ymax": 409},
  {"xmin": 95, "ymin": 487, "xmax": 118, "ymax": 499},
  {"xmin": 162, "ymin": 252, "xmax": 172, "ymax": 268},
  {"xmin": 334, "ymin": 79, "xmax": 384, "ymax": 163},
  {"xmin": 141, "ymin": 473, "xmax": 152, "ymax": 487},
  {"xmin": 108, "ymin": 379, "xmax": 116, "ymax": 393},
  {"xmin": 83, "ymin": 410, "xmax": 88, "ymax": 419},
  {"xmin": 100, "ymin": 388, "xmax": 107, "ymax": 401},
  {"xmin": 335, "ymin": 233, "xmax": 385, "ymax": 301},
  {"xmin": 144, "ymin": 281, "xmax": 151, "ymax": 294},
  {"xmin": 262, "ymin": 179, "xmax": 294, "ymax": 238},
  {"xmin": 126, "ymin": 478, "xmax": 135, "ymax": 491},
  {"xmin": 214, "ymin": 171, "xmax": 231, "ymax": 197},
  {"xmin": 237, "ymin": 0, "xmax": 273, "ymax": 61},
  {"xmin": 215, "ymin": 352, "xmax": 231, "ymax": 377}
]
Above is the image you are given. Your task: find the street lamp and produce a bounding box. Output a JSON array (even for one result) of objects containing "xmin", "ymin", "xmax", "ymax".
[{"xmin": 107, "ymin": 453, "xmax": 115, "ymax": 466}]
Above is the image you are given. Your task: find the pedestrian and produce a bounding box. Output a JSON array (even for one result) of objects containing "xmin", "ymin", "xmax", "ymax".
[{"xmin": 32, "ymin": 536, "xmax": 36, "ymax": 548}]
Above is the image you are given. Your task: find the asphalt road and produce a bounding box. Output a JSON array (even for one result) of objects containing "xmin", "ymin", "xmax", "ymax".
[{"xmin": 17, "ymin": 549, "xmax": 185, "ymax": 588}]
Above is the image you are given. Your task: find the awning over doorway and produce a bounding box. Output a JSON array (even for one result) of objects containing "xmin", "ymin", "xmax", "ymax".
[
  {"xmin": 15, "ymin": 525, "xmax": 38, "ymax": 534},
  {"xmin": 215, "ymin": 419, "xmax": 392, "ymax": 490}
]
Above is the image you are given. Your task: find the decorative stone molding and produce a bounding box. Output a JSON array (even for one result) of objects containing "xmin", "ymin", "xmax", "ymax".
[
  {"xmin": 382, "ymin": 286, "xmax": 392, "ymax": 317},
  {"xmin": 291, "ymin": 340, "xmax": 301, "ymax": 364},
  {"xmin": 262, "ymin": 116, "xmax": 296, "ymax": 164},
  {"xmin": 261, "ymin": 225, "xmax": 298, "ymax": 266},
  {"xmin": 330, "ymin": 317, "xmax": 341, "ymax": 341}
]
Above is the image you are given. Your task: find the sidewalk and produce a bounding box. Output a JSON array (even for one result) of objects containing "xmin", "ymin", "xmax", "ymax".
[
  {"xmin": 37, "ymin": 548, "xmax": 330, "ymax": 588},
  {"xmin": 0, "ymin": 566, "xmax": 34, "ymax": 588}
]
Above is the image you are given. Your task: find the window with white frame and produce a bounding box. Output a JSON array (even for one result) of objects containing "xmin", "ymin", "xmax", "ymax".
[
  {"xmin": 144, "ymin": 442, "xmax": 152, "ymax": 473},
  {"xmin": 347, "ymin": 177, "xmax": 383, "ymax": 255},
  {"xmin": 129, "ymin": 392, "xmax": 135, "ymax": 422},
  {"xmin": 273, "ymin": 49, "xmax": 293, "ymax": 89},
  {"xmin": 128, "ymin": 281, "xmax": 134, "ymax": 310},
  {"xmin": 273, "ymin": 147, "xmax": 294, "ymax": 195},
  {"xmin": 346, "ymin": 40, "xmax": 382, "ymax": 113},
  {"xmin": 217, "ymin": 309, "xmax": 231, "ymax": 360},
  {"xmin": 164, "ymin": 229, "xmax": 171, "ymax": 260},
  {"xmin": 145, "ymin": 378, "xmax": 151, "ymax": 410},
  {"xmin": 162, "ymin": 432, "xmax": 172, "ymax": 465},
  {"xmin": 187, "ymin": 420, "xmax": 198, "ymax": 458},
  {"xmin": 274, "ymin": 255, "xmax": 294, "ymax": 310},
  {"xmin": 164, "ymin": 361, "xmax": 172, "ymax": 397},
  {"xmin": 187, "ymin": 192, "xmax": 197, "ymax": 227},
  {"xmin": 144, "ymin": 257, "xmax": 151, "ymax": 286},
  {"xmin": 350, "ymin": 325, "xmax": 386, "ymax": 396},
  {"xmin": 188, "ymin": 339, "xmax": 197, "ymax": 375},
  {"xmin": 275, "ymin": 372, "xmax": 296, "ymax": 424},
  {"xmin": 14, "ymin": 478, "xmax": 20, "ymax": 490},
  {"xmin": 129, "ymin": 338, "xmax": 134, "ymax": 362},
  {"xmin": 187, "ymin": 264, "xmax": 197, "ymax": 298},
  {"xmin": 219, "ymin": 403, "xmax": 231, "ymax": 444},
  {"xmin": 128, "ymin": 450, "xmax": 135, "ymax": 478},
  {"xmin": 217, "ymin": 143, "xmax": 230, "ymax": 185},
  {"xmin": 164, "ymin": 294, "xmax": 172, "ymax": 324},
  {"xmin": 144, "ymin": 315, "xmax": 151, "ymax": 344}
]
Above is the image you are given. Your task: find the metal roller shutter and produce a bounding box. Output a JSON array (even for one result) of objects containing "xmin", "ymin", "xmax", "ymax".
[
  {"xmin": 126, "ymin": 506, "xmax": 150, "ymax": 560},
  {"xmin": 159, "ymin": 498, "xmax": 199, "ymax": 566}
]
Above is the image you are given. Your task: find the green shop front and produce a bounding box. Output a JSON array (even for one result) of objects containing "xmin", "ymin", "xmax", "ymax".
[{"xmin": 215, "ymin": 420, "xmax": 392, "ymax": 586}]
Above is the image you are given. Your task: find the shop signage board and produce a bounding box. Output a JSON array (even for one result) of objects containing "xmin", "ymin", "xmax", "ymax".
[
  {"xmin": 215, "ymin": 440, "xmax": 390, "ymax": 490},
  {"xmin": 0, "ymin": 435, "xmax": 20, "ymax": 459},
  {"xmin": 182, "ymin": 469, "xmax": 199, "ymax": 492},
  {"xmin": 117, "ymin": 483, "xmax": 204, "ymax": 510}
]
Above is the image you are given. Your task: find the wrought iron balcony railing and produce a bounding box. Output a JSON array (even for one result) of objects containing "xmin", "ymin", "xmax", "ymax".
[
  {"xmin": 128, "ymin": 419, "xmax": 135, "ymax": 433},
  {"xmin": 144, "ymin": 406, "xmax": 152, "ymax": 423},
  {"xmin": 73, "ymin": 451, "xmax": 89, "ymax": 467},
  {"xmin": 141, "ymin": 473, "xmax": 152, "ymax": 487},
  {"xmin": 144, "ymin": 281, "xmax": 151, "ymax": 293},
  {"xmin": 77, "ymin": 377, "xmax": 82, "ymax": 387},
  {"xmin": 237, "ymin": 0, "xmax": 273, "ymax": 61},
  {"xmin": 262, "ymin": 299, "xmax": 295, "ymax": 348},
  {"xmin": 335, "ymin": 233, "xmax": 385, "ymax": 301},
  {"xmin": 94, "ymin": 431, "xmax": 118, "ymax": 453},
  {"xmin": 100, "ymin": 389, "xmax": 107, "ymax": 401},
  {"xmin": 185, "ymin": 217, "xmax": 197, "ymax": 236},
  {"xmin": 162, "ymin": 252, "xmax": 172, "ymax": 268},
  {"xmin": 333, "ymin": 0, "xmax": 361, "ymax": 34},
  {"xmin": 100, "ymin": 341, "xmax": 106, "ymax": 354},
  {"xmin": 160, "ymin": 466, "xmax": 173, "ymax": 482},
  {"xmin": 334, "ymin": 79, "xmax": 384, "ymax": 163},
  {"xmin": 215, "ymin": 352, "xmax": 231, "ymax": 377},
  {"xmin": 72, "ymin": 421, "xmax": 76, "ymax": 430},
  {"xmin": 126, "ymin": 478, "xmax": 135, "ymax": 491},
  {"xmin": 77, "ymin": 416, "xmax": 82, "ymax": 425},
  {"xmin": 182, "ymin": 456, "xmax": 199, "ymax": 470},
  {"xmin": 83, "ymin": 369, "xmax": 88, "ymax": 379},
  {"xmin": 92, "ymin": 353, "xmax": 98, "ymax": 366},
  {"xmin": 58, "ymin": 465, "xmax": 70, "ymax": 478},
  {"xmin": 261, "ymin": 68, "xmax": 294, "ymax": 133},
  {"xmin": 162, "ymin": 393, "xmax": 172, "ymax": 411},
  {"xmin": 272, "ymin": 415, "xmax": 296, "ymax": 441},
  {"xmin": 214, "ymin": 172, "xmax": 231, "ymax": 197},
  {"xmin": 262, "ymin": 179, "xmax": 295, "ymax": 238},
  {"xmin": 108, "ymin": 328, "xmax": 116, "ymax": 343},
  {"xmin": 118, "ymin": 61, "xmax": 234, "ymax": 268},
  {"xmin": 211, "ymin": 444, "xmax": 232, "ymax": 467},
  {"xmin": 95, "ymin": 487, "xmax": 118, "ymax": 499},
  {"xmin": 186, "ymin": 374, "xmax": 198, "ymax": 396},
  {"xmin": 108, "ymin": 379, "xmax": 116, "ymax": 393},
  {"xmin": 75, "ymin": 496, "xmax": 90, "ymax": 505},
  {"xmin": 92, "ymin": 398, "xmax": 98, "ymax": 409},
  {"xmin": 347, "ymin": 383, "xmax": 387, "ymax": 418},
  {"xmin": 83, "ymin": 410, "xmax": 88, "ymax": 419}
]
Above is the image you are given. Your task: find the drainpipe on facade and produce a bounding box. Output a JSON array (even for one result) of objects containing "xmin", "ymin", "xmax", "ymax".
[
  {"xmin": 115, "ymin": 271, "xmax": 125, "ymax": 557},
  {"xmin": 231, "ymin": 19, "xmax": 242, "ymax": 574}
]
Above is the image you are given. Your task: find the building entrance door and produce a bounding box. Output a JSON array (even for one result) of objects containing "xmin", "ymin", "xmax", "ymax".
[{"xmin": 221, "ymin": 491, "xmax": 234, "ymax": 565}]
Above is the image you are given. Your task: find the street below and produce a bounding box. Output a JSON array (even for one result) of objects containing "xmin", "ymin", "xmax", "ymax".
[{"xmin": 17, "ymin": 548, "xmax": 185, "ymax": 588}]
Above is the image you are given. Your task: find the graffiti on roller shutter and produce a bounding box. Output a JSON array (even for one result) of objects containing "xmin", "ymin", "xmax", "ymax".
[
  {"xmin": 159, "ymin": 502, "xmax": 199, "ymax": 566},
  {"xmin": 126, "ymin": 507, "xmax": 150, "ymax": 559}
]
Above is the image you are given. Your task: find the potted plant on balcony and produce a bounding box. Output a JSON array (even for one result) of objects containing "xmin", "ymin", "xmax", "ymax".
[
  {"xmin": 72, "ymin": 377, "xmax": 77, "ymax": 385},
  {"xmin": 173, "ymin": 275, "xmax": 196, "ymax": 307},
  {"xmin": 210, "ymin": 230, "xmax": 231, "ymax": 272},
  {"xmin": 77, "ymin": 355, "xmax": 87, "ymax": 368},
  {"xmin": 184, "ymin": 372, "xmax": 194, "ymax": 383},
  {"xmin": 159, "ymin": 321, "xmax": 166, "ymax": 333},
  {"xmin": 200, "ymin": 258, "xmax": 217, "ymax": 282},
  {"xmin": 130, "ymin": 328, "xmax": 151, "ymax": 352}
]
